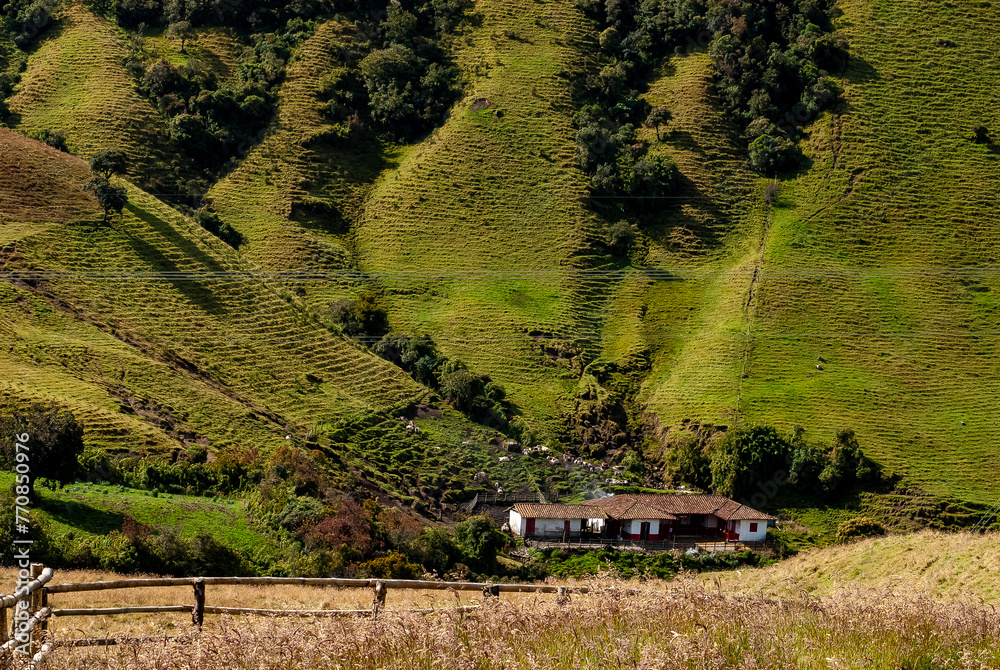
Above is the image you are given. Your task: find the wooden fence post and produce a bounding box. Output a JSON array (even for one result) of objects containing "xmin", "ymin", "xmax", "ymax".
[
  {"xmin": 482, "ymin": 584, "xmax": 499, "ymax": 601},
  {"xmin": 28, "ymin": 564, "xmax": 43, "ymax": 655},
  {"xmin": 192, "ymin": 578, "xmax": 205, "ymax": 630},
  {"xmin": 556, "ymin": 586, "xmax": 569, "ymax": 606},
  {"xmin": 371, "ymin": 581, "xmax": 387, "ymax": 619}
]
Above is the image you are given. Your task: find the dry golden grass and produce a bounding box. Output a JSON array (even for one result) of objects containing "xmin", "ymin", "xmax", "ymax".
[
  {"xmin": 40, "ymin": 577, "xmax": 1000, "ymax": 669},
  {"xmin": 11, "ymin": 532, "xmax": 1000, "ymax": 667},
  {"xmin": 0, "ymin": 568, "xmax": 557, "ymax": 640},
  {"xmin": 0, "ymin": 129, "xmax": 101, "ymax": 226},
  {"xmin": 705, "ymin": 530, "xmax": 1000, "ymax": 604}
]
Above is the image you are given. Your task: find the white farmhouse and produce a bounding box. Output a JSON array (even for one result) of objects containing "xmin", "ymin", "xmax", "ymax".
[{"xmin": 508, "ymin": 504, "xmax": 606, "ymax": 540}]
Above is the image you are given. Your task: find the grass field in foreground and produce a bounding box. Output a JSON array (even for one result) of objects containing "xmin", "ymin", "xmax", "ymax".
[{"xmin": 39, "ymin": 576, "xmax": 1000, "ymax": 669}]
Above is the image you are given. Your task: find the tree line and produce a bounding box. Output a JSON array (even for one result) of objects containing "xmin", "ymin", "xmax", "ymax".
[{"xmin": 574, "ymin": 0, "xmax": 848, "ymax": 188}]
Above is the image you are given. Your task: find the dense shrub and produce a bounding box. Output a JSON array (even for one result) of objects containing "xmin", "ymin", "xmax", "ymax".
[
  {"xmin": 27, "ymin": 128, "xmax": 68, "ymax": 151},
  {"xmin": 664, "ymin": 432, "xmax": 711, "ymax": 489},
  {"xmin": 194, "ymin": 208, "xmax": 243, "ymax": 247},
  {"xmin": 358, "ymin": 551, "xmax": 422, "ymax": 579},
  {"xmin": 371, "ymin": 333, "xmax": 510, "ymax": 425},
  {"xmin": 788, "ymin": 427, "xmax": 880, "ymax": 494},
  {"xmin": 709, "ymin": 425, "xmax": 788, "ymax": 500},
  {"xmin": 1, "ymin": 0, "xmax": 57, "ymax": 48},
  {"xmin": 836, "ymin": 516, "xmax": 886, "ymax": 543},
  {"xmin": 574, "ymin": 0, "xmax": 847, "ymax": 184},
  {"xmin": 748, "ymin": 129, "xmax": 801, "ymax": 176},
  {"xmin": 606, "ymin": 219, "xmax": 637, "ymax": 253},
  {"xmin": 330, "ymin": 291, "xmax": 389, "ymax": 336},
  {"xmin": 454, "ymin": 514, "xmax": 507, "ymax": 573}
]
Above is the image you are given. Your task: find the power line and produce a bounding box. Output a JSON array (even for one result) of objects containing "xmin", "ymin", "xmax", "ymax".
[{"xmin": 6, "ymin": 267, "xmax": 1000, "ymax": 281}]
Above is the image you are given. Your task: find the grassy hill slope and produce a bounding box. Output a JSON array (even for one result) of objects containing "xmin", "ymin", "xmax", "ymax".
[
  {"xmin": 0, "ymin": 128, "xmax": 425, "ymax": 460},
  {"xmin": 3, "ymin": 0, "xmax": 1000, "ymax": 514},
  {"xmin": 7, "ymin": 2, "xmax": 177, "ymax": 185},
  {"xmin": 732, "ymin": 0, "xmax": 1000, "ymax": 504},
  {"xmin": 712, "ymin": 530, "xmax": 1000, "ymax": 604},
  {"xmin": 353, "ymin": 0, "xmax": 612, "ymax": 432}
]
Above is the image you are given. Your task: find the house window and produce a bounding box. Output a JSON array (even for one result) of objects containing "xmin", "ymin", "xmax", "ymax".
[
  {"xmin": 749, "ymin": 522, "xmax": 758, "ymax": 533},
  {"xmin": 679, "ymin": 515, "xmax": 689, "ymax": 525}
]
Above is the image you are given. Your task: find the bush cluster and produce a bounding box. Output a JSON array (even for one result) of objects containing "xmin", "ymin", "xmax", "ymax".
[
  {"xmin": 666, "ymin": 424, "xmax": 882, "ymax": 503},
  {"xmin": 574, "ymin": 103, "xmax": 679, "ymax": 211},
  {"xmin": 194, "ymin": 207, "xmax": 243, "ymax": 247},
  {"xmin": 250, "ymin": 448, "xmax": 512, "ymax": 578},
  {"xmin": 123, "ymin": 30, "xmax": 281, "ymax": 175},
  {"xmin": 355, "ymin": 0, "xmax": 470, "ymax": 141},
  {"xmin": 372, "ymin": 332, "xmax": 511, "ymax": 426},
  {"xmin": 77, "ymin": 444, "xmax": 266, "ymax": 495},
  {"xmin": 1, "ymin": 0, "xmax": 57, "ymax": 48},
  {"xmin": 835, "ymin": 516, "xmax": 886, "ymax": 543},
  {"xmin": 330, "ymin": 291, "xmax": 390, "ymax": 337},
  {"xmin": 540, "ymin": 546, "xmax": 770, "ymax": 579}
]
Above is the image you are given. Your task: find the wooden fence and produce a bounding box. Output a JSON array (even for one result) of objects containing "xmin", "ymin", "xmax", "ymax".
[
  {"xmin": 1, "ymin": 563, "xmax": 55, "ymax": 669},
  {"xmin": 2, "ymin": 566, "xmax": 588, "ymax": 664}
]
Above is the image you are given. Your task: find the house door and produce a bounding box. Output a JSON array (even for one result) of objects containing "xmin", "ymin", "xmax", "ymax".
[
  {"xmin": 525, "ymin": 518, "xmax": 535, "ymax": 536},
  {"xmin": 564, "ymin": 520, "xmax": 571, "ymax": 534},
  {"xmin": 640, "ymin": 522, "xmax": 650, "ymax": 541}
]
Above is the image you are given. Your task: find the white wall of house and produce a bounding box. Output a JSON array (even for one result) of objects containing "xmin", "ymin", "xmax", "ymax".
[
  {"xmin": 738, "ymin": 519, "xmax": 768, "ymax": 541},
  {"xmin": 532, "ymin": 517, "xmax": 582, "ymax": 538},
  {"xmin": 623, "ymin": 519, "xmax": 659, "ymax": 538},
  {"xmin": 509, "ymin": 509, "xmax": 526, "ymax": 537}
]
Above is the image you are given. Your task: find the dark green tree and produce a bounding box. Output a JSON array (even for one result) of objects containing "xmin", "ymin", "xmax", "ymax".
[
  {"xmin": 88, "ymin": 149, "xmax": 128, "ymax": 180},
  {"xmin": 644, "ymin": 107, "xmax": 672, "ymax": 141},
  {"xmin": 454, "ymin": 514, "xmax": 505, "ymax": 573},
  {"xmin": 0, "ymin": 405, "xmax": 85, "ymax": 496},
  {"xmin": 83, "ymin": 176, "xmax": 128, "ymax": 223},
  {"xmin": 709, "ymin": 425, "xmax": 788, "ymax": 499},
  {"xmin": 166, "ymin": 20, "xmax": 193, "ymax": 53}
]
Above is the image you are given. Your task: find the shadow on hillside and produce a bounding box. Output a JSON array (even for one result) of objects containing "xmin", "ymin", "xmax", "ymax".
[
  {"xmin": 39, "ymin": 495, "xmax": 125, "ymax": 536},
  {"xmin": 642, "ymin": 170, "xmax": 731, "ymax": 252},
  {"xmin": 121, "ymin": 217, "xmax": 225, "ymax": 314},
  {"xmin": 844, "ymin": 55, "xmax": 881, "ymax": 85},
  {"xmin": 125, "ymin": 203, "xmax": 226, "ymax": 272}
]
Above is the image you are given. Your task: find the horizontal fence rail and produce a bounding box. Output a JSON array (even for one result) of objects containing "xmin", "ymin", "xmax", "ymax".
[
  {"xmin": 44, "ymin": 577, "xmax": 589, "ymax": 595},
  {"xmin": 6, "ymin": 565, "xmax": 589, "ymax": 664}
]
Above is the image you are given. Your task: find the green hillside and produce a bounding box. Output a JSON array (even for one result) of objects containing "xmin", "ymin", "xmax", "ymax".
[{"xmin": 2, "ymin": 0, "xmax": 1000, "ymax": 530}]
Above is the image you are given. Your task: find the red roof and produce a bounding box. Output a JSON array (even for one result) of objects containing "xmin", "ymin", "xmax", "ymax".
[
  {"xmin": 582, "ymin": 494, "xmax": 776, "ymax": 522},
  {"xmin": 511, "ymin": 503, "xmax": 607, "ymax": 519}
]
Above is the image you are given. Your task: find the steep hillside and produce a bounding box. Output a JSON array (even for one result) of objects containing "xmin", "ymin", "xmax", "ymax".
[
  {"xmin": 711, "ymin": 530, "xmax": 1000, "ymax": 604},
  {"xmin": 353, "ymin": 0, "xmax": 611, "ymax": 432},
  {"xmin": 7, "ymin": 2, "xmax": 177, "ymax": 185},
  {"xmin": 732, "ymin": 0, "xmax": 1000, "ymax": 504},
  {"xmin": 0, "ymin": 130, "xmax": 440, "ymax": 476},
  {"xmin": 208, "ymin": 19, "xmax": 366, "ymax": 290},
  {"xmin": 2, "ymin": 0, "xmax": 1000, "ymax": 515}
]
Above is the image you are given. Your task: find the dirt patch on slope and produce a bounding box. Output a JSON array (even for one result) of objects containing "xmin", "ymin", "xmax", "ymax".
[{"xmin": 0, "ymin": 129, "xmax": 101, "ymax": 224}]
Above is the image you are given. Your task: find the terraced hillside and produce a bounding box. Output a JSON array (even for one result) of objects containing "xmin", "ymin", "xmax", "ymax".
[
  {"xmin": 354, "ymin": 0, "xmax": 610, "ymax": 431},
  {"xmin": 2, "ymin": 0, "xmax": 1000, "ymax": 514},
  {"xmin": 0, "ymin": 129, "xmax": 428, "ymax": 464},
  {"xmin": 209, "ymin": 19, "xmax": 375, "ymax": 299},
  {"xmin": 6, "ymin": 2, "xmax": 177, "ymax": 186},
  {"xmin": 730, "ymin": 0, "xmax": 1000, "ymax": 504}
]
